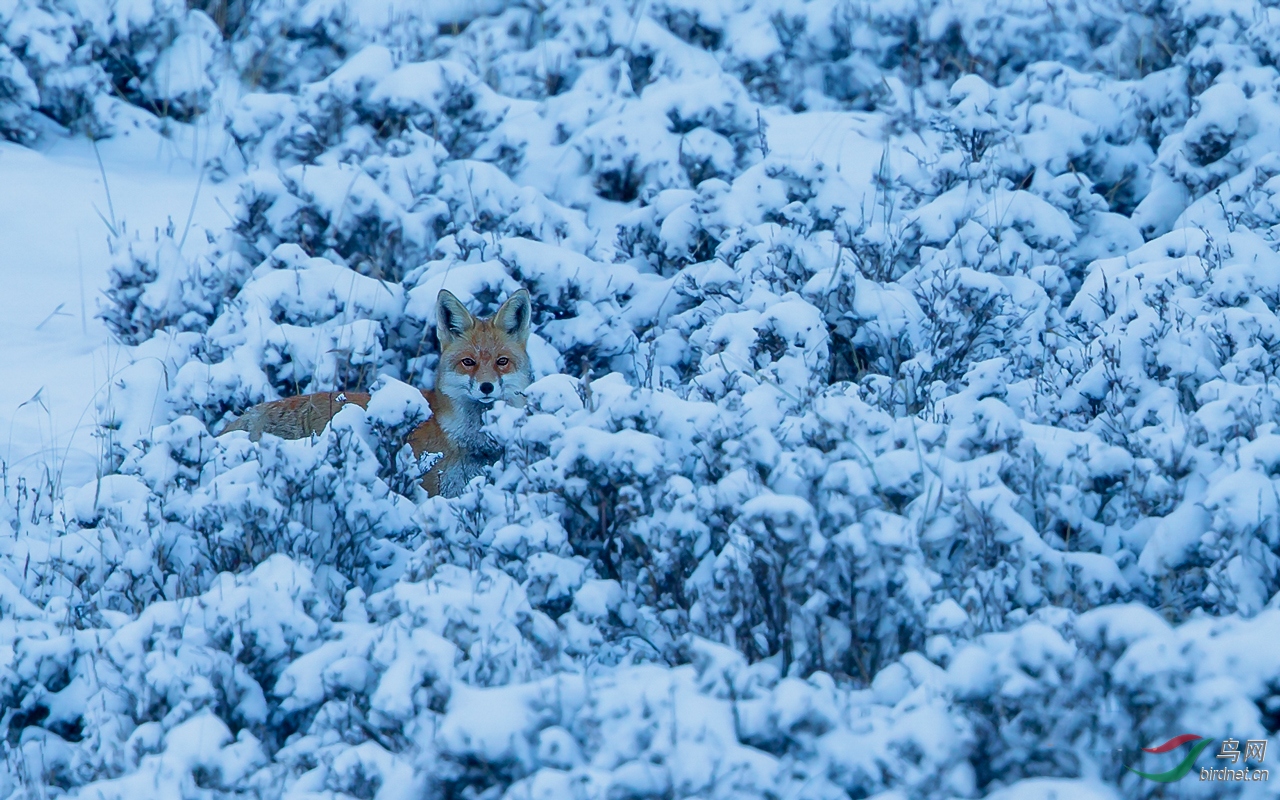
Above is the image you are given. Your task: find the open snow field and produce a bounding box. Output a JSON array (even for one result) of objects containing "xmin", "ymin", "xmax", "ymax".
[
  {"xmin": 0, "ymin": 111, "xmax": 237, "ymax": 490},
  {"xmin": 5, "ymin": 1, "xmax": 1280, "ymax": 799}
]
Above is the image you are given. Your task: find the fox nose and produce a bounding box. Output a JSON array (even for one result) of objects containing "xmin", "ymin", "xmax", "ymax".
[{"xmin": 479, "ymin": 382, "xmax": 494, "ymax": 395}]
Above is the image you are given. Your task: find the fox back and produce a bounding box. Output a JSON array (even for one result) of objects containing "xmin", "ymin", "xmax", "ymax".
[
  {"xmin": 218, "ymin": 391, "xmax": 373, "ymax": 440},
  {"xmin": 218, "ymin": 288, "xmax": 534, "ymax": 497}
]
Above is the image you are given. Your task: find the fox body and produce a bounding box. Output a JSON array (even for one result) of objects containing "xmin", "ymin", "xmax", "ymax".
[{"xmin": 219, "ymin": 288, "xmax": 533, "ymax": 497}]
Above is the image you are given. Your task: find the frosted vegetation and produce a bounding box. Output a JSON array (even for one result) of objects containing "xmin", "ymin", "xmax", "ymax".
[{"xmin": 3, "ymin": 0, "xmax": 1280, "ymax": 797}]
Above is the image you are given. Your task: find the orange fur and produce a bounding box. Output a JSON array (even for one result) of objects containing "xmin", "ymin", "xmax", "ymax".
[{"xmin": 217, "ymin": 289, "xmax": 533, "ymax": 497}]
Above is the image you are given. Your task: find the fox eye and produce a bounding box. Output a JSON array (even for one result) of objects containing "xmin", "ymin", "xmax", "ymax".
[
  {"xmin": 461, "ymin": 358, "xmax": 476, "ymax": 367},
  {"xmin": 496, "ymin": 357, "xmax": 509, "ymax": 367}
]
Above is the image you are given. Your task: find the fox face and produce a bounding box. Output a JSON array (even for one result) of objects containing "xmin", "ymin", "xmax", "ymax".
[{"xmin": 435, "ymin": 288, "xmax": 534, "ymax": 406}]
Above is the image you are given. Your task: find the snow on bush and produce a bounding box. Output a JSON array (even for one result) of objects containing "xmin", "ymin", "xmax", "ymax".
[{"xmin": 9, "ymin": 0, "xmax": 1280, "ymax": 798}]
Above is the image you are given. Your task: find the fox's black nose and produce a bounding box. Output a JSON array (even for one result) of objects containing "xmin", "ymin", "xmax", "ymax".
[{"xmin": 479, "ymin": 382, "xmax": 494, "ymax": 395}]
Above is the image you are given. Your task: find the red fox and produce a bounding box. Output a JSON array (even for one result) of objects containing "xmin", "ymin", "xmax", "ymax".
[{"xmin": 219, "ymin": 288, "xmax": 534, "ymax": 497}]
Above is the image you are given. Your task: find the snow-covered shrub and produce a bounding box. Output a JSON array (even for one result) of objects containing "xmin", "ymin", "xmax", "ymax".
[
  {"xmin": 0, "ymin": 0, "xmax": 236, "ymax": 142},
  {"xmin": 100, "ymin": 223, "xmax": 254, "ymax": 345},
  {"xmin": 24, "ymin": 0, "xmax": 1280, "ymax": 798}
]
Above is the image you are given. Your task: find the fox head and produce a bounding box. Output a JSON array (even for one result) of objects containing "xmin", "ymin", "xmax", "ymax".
[{"xmin": 435, "ymin": 288, "xmax": 534, "ymax": 406}]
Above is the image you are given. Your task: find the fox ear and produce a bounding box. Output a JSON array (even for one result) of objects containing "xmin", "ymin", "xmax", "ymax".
[
  {"xmin": 436, "ymin": 290, "xmax": 475, "ymax": 343},
  {"xmin": 494, "ymin": 289, "xmax": 532, "ymax": 341}
]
